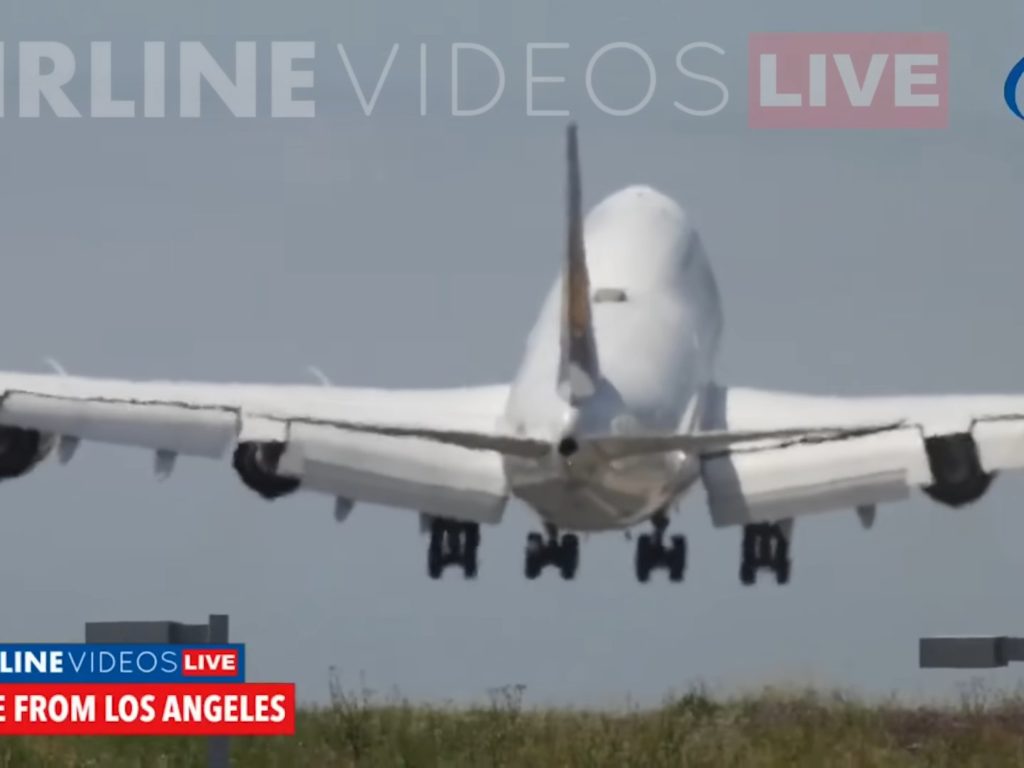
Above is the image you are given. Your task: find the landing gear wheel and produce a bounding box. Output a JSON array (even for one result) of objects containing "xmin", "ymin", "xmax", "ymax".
[
  {"xmin": 428, "ymin": 537, "xmax": 444, "ymax": 580},
  {"xmin": 461, "ymin": 523, "xmax": 480, "ymax": 579},
  {"xmin": 740, "ymin": 523, "xmax": 792, "ymax": 586},
  {"xmin": 465, "ymin": 524, "xmax": 480, "ymax": 552},
  {"xmin": 464, "ymin": 548, "xmax": 479, "ymax": 580},
  {"xmin": 775, "ymin": 556, "xmax": 791, "ymax": 585},
  {"xmin": 774, "ymin": 532, "xmax": 790, "ymax": 584},
  {"xmin": 635, "ymin": 534, "xmax": 654, "ymax": 583},
  {"xmin": 634, "ymin": 513, "xmax": 687, "ymax": 584},
  {"xmin": 668, "ymin": 535, "xmax": 687, "ymax": 583},
  {"xmin": 524, "ymin": 533, "xmax": 543, "ymax": 580},
  {"xmin": 524, "ymin": 527, "xmax": 581, "ymax": 580},
  {"xmin": 559, "ymin": 534, "xmax": 580, "ymax": 580},
  {"xmin": 739, "ymin": 561, "xmax": 756, "ymax": 586},
  {"xmin": 425, "ymin": 519, "xmax": 480, "ymax": 580}
]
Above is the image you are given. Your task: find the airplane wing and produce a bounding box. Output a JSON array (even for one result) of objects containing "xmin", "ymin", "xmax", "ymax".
[
  {"xmin": 0, "ymin": 371, "xmax": 512, "ymax": 524},
  {"xmin": 697, "ymin": 384, "xmax": 1024, "ymax": 527}
]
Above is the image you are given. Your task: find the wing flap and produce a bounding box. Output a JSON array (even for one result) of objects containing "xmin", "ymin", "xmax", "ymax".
[
  {"xmin": 973, "ymin": 417, "xmax": 1024, "ymax": 473},
  {"xmin": 702, "ymin": 427, "xmax": 931, "ymax": 527},
  {"xmin": 699, "ymin": 385, "xmax": 1024, "ymax": 526},
  {"xmin": 280, "ymin": 423, "xmax": 508, "ymax": 523}
]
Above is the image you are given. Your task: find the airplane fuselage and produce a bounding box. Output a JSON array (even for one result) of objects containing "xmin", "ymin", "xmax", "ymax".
[{"xmin": 503, "ymin": 185, "xmax": 723, "ymax": 530}]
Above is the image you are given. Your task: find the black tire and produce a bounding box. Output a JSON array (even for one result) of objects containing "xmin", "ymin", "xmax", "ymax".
[
  {"xmin": 524, "ymin": 552, "xmax": 541, "ymax": 580},
  {"xmin": 559, "ymin": 534, "xmax": 579, "ymax": 580},
  {"xmin": 775, "ymin": 558, "xmax": 791, "ymax": 585},
  {"xmin": 462, "ymin": 524, "xmax": 481, "ymax": 579},
  {"xmin": 740, "ymin": 562, "xmax": 756, "ymax": 586},
  {"xmin": 464, "ymin": 549, "xmax": 479, "ymax": 580},
  {"xmin": 754, "ymin": 526, "xmax": 772, "ymax": 564},
  {"xmin": 428, "ymin": 538, "xmax": 444, "ymax": 580},
  {"xmin": 742, "ymin": 525, "xmax": 755, "ymax": 553},
  {"xmin": 525, "ymin": 533, "xmax": 544, "ymax": 579},
  {"xmin": 464, "ymin": 524, "xmax": 481, "ymax": 550},
  {"xmin": 776, "ymin": 532, "xmax": 789, "ymax": 562},
  {"xmin": 668, "ymin": 535, "xmax": 686, "ymax": 583},
  {"xmin": 635, "ymin": 535, "xmax": 653, "ymax": 583}
]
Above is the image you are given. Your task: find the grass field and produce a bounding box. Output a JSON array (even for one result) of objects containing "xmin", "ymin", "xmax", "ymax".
[{"xmin": 4, "ymin": 684, "xmax": 1024, "ymax": 767}]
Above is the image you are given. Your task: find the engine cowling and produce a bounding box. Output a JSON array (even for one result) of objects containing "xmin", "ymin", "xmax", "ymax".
[
  {"xmin": 232, "ymin": 441, "xmax": 300, "ymax": 500},
  {"xmin": 0, "ymin": 426, "xmax": 54, "ymax": 480},
  {"xmin": 922, "ymin": 433, "xmax": 995, "ymax": 508}
]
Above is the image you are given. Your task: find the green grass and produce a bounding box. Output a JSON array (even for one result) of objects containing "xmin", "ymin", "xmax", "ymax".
[{"xmin": 4, "ymin": 684, "xmax": 1024, "ymax": 767}]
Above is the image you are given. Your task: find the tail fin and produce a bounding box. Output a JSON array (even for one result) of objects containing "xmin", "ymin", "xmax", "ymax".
[{"xmin": 558, "ymin": 123, "xmax": 600, "ymax": 404}]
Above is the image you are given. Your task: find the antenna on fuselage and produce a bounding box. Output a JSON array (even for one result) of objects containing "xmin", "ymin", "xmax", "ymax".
[{"xmin": 558, "ymin": 122, "xmax": 600, "ymax": 405}]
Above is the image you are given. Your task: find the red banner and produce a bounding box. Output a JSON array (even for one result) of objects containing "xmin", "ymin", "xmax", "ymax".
[{"xmin": 0, "ymin": 683, "xmax": 295, "ymax": 735}]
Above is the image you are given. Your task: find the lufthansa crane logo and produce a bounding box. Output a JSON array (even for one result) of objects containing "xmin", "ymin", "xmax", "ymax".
[{"xmin": 1006, "ymin": 57, "xmax": 1024, "ymax": 120}]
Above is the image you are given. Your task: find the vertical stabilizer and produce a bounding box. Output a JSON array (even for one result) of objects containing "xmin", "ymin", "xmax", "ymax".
[{"xmin": 558, "ymin": 123, "xmax": 600, "ymax": 404}]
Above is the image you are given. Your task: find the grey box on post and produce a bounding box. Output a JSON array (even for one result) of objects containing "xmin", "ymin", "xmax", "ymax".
[
  {"xmin": 85, "ymin": 616, "xmax": 227, "ymax": 645},
  {"xmin": 919, "ymin": 636, "xmax": 1008, "ymax": 668}
]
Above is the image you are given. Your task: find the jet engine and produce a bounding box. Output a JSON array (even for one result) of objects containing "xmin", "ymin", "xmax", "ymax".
[
  {"xmin": 232, "ymin": 441, "xmax": 300, "ymax": 500},
  {"xmin": 922, "ymin": 433, "xmax": 995, "ymax": 507},
  {"xmin": 0, "ymin": 426, "xmax": 55, "ymax": 480}
]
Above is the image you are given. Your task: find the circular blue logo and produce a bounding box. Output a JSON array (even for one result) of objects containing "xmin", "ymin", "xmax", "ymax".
[{"xmin": 1006, "ymin": 57, "xmax": 1024, "ymax": 120}]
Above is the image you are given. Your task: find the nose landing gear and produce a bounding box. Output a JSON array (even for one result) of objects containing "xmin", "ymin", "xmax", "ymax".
[{"xmin": 524, "ymin": 524, "xmax": 579, "ymax": 580}]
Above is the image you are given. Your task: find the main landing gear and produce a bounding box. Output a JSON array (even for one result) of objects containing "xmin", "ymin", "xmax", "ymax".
[
  {"xmin": 524, "ymin": 524, "xmax": 579, "ymax": 580},
  {"xmin": 740, "ymin": 523, "xmax": 791, "ymax": 586},
  {"xmin": 427, "ymin": 519, "xmax": 480, "ymax": 580},
  {"xmin": 635, "ymin": 513, "xmax": 687, "ymax": 583}
]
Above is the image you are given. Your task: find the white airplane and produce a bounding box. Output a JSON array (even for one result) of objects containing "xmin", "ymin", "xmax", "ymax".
[{"xmin": 1, "ymin": 124, "xmax": 1022, "ymax": 585}]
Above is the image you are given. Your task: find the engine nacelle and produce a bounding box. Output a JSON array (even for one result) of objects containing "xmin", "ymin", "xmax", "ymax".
[
  {"xmin": 922, "ymin": 433, "xmax": 995, "ymax": 508},
  {"xmin": 0, "ymin": 426, "xmax": 54, "ymax": 480},
  {"xmin": 232, "ymin": 442, "xmax": 300, "ymax": 500}
]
